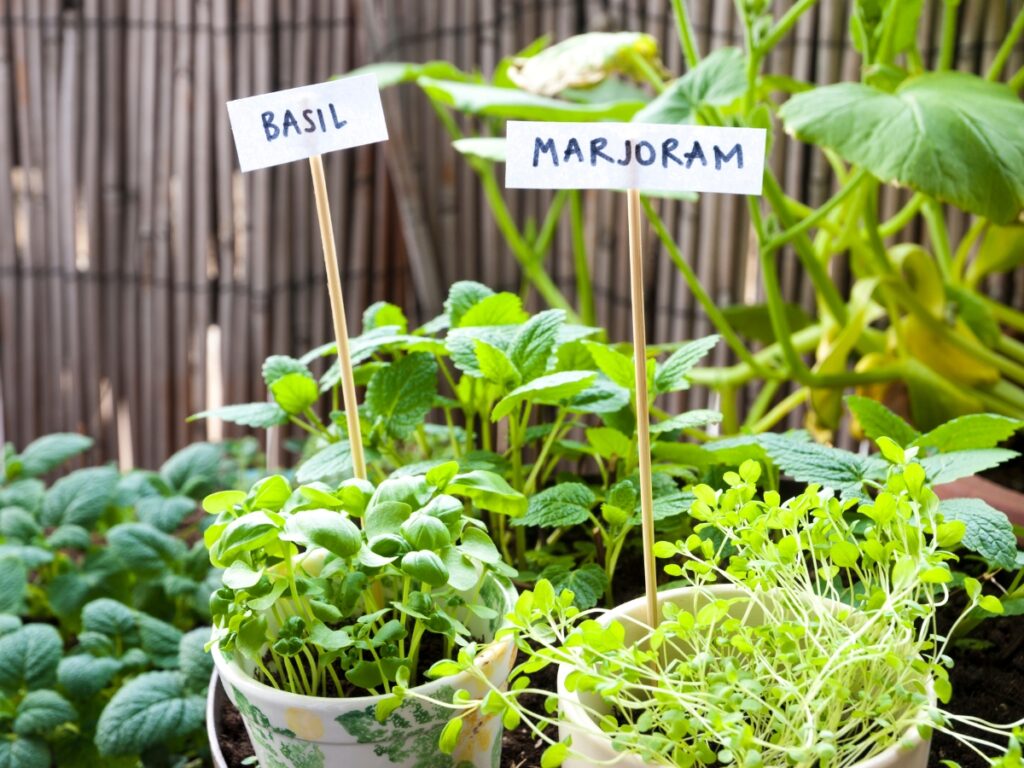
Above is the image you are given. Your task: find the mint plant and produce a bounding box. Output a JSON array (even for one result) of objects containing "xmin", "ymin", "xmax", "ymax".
[
  {"xmin": 427, "ymin": 451, "xmax": 1024, "ymax": 767},
  {"xmin": 205, "ymin": 462, "xmax": 524, "ymax": 696}
]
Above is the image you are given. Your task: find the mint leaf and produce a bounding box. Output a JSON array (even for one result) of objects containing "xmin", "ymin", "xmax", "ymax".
[
  {"xmin": 512, "ymin": 483, "xmax": 595, "ymax": 528},
  {"xmin": 366, "ymin": 353, "xmax": 438, "ymax": 440},
  {"xmin": 650, "ymin": 409, "xmax": 722, "ymax": 434},
  {"xmin": 508, "ymin": 309, "xmax": 565, "ymax": 382},
  {"xmin": 919, "ymin": 448, "xmax": 1018, "ymax": 484},
  {"xmin": 845, "ymin": 395, "xmax": 920, "ymax": 446},
  {"xmin": 539, "ymin": 563, "xmax": 608, "ymax": 610},
  {"xmin": 95, "ymin": 671, "xmax": 205, "ymax": 756},
  {"xmin": 940, "ymin": 498, "xmax": 1018, "ymax": 570},
  {"xmin": 568, "ymin": 378, "xmax": 630, "ymax": 414},
  {"xmin": 45, "ymin": 524, "xmax": 91, "ymax": 550},
  {"xmin": 0, "ymin": 624, "xmax": 62, "ymax": 693},
  {"xmin": 458, "ymin": 292, "xmax": 527, "ymax": 327},
  {"xmin": 760, "ymin": 435, "xmax": 869, "ymax": 499},
  {"xmin": 0, "ymin": 737, "xmax": 49, "ymax": 768},
  {"xmin": 654, "ymin": 336, "xmax": 720, "ymax": 394},
  {"xmin": 188, "ymin": 402, "xmax": 288, "ymax": 428},
  {"xmin": 474, "ymin": 340, "xmax": 521, "ymax": 388},
  {"xmin": 585, "ymin": 427, "xmax": 633, "ymax": 460},
  {"xmin": 13, "ymin": 690, "xmax": 76, "ymax": 737},
  {"xmin": 296, "ymin": 442, "xmax": 352, "ymax": 485},
  {"xmin": 446, "ymin": 326, "xmax": 517, "ymax": 377},
  {"xmin": 445, "ymin": 281, "xmax": 494, "ymax": 326},
  {"xmin": 15, "ymin": 433, "xmax": 93, "ymax": 478},
  {"xmin": 914, "ymin": 414, "xmax": 1023, "ymax": 452},
  {"xmin": 261, "ymin": 355, "xmax": 311, "ymax": 387},
  {"xmin": 40, "ymin": 467, "xmax": 118, "ymax": 528},
  {"xmin": 57, "ymin": 655, "xmax": 121, "ymax": 699},
  {"xmin": 270, "ymin": 371, "xmax": 319, "ymax": 415},
  {"xmin": 363, "ymin": 301, "xmax": 408, "ymax": 333},
  {"xmin": 492, "ymin": 371, "xmax": 596, "ymax": 421},
  {"xmin": 583, "ymin": 342, "xmax": 635, "ymax": 390}
]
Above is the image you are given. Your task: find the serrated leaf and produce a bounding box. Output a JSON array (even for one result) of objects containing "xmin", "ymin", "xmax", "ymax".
[
  {"xmin": 940, "ymin": 498, "xmax": 1018, "ymax": 570},
  {"xmin": 135, "ymin": 495, "xmax": 196, "ymax": 533},
  {"xmin": 634, "ymin": 47, "xmax": 745, "ymax": 124},
  {"xmin": 919, "ymin": 449, "xmax": 1018, "ymax": 484},
  {"xmin": 270, "ymin": 372, "xmax": 320, "ymax": 416},
  {"xmin": 188, "ymin": 402, "xmax": 288, "ymax": 428},
  {"xmin": 507, "ymin": 309, "xmax": 565, "ymax": 382},
  {"xmin": 95, "ymin": 671, "xmax": 205, "ymax": 756},
  {"xmin": 41, "ymin": 466, "xmax": 119, "ymax": 528},
  {"xmin": 160, "ymin": 442, "xmax": 222, "ymax": 497},
  {"xmin": 108, "ymin": 523, "xmax": 187, "ymax": 572},
  {"xmin": 760, "ymin": 435, "xmax": 869, "ymax": 499},
  {"xmin": 649, "ymin": 409, "xmax": 722, "ymax": 434},
  {"xmin": 13, "ymin": 690, "xmax": 76, "ymax": 736},
  {"xmin": 492, "ymin": 371, "xmax": 596, "ymax": 421},
  {"xmin": 567, "ymin": 378, "xmax": 630, "ymax": 414},
  {"xmin": 583, "ymin": 342, "xmax": 635, "ymax": 390},
  {"xmin": 261, "ymin": 355, "xmax": 311, "ymax": 387},
  {"xmin": 57, "ymin": 655, "xmax": 121, "ymax": 699},
  {"xmin": 512, "ymin": 483, "xmax": 595, "ymax": 528},
  {"xmin": 445, "ymin": 281, "xmax": 494, "ymax": 327},
  {"xmin": 363, "ymin": 301, "xmax": 409, "ymax": 333},
  {"xmin": 914, "ymin": 414, "xmax": 1023, "ymax": 453},
  {"xmin": 539, "ymin": 564, "xmax": 608, "ymax": 610},
  {"xmin": 296, "ymin": 441, "xmax": 352, "ymax": 485},
  {"xmin": 0, "ymin": 555, "xmax": 26, "ymax": 614},
  {"xmin": 0, "ymin": 737, "xmax": 49, "ymax": 768},
  {"xmin": 654, "ymin": 336, "xmax": 719, "ymax": 394},
  {"xmin": 458, "ymin": 292, "xmax": 528, "ymax": 327},
  {"xmin": 845, "ymin": 395, "xmax": 920, "ymax": 446},
  {"xmin": 447, "ymin": 326, "xmax": 517, "ymax": 377},
  {"xmin": 366, "ymin": 353, "xmax": 438, "ymax": 440},
  {"xmin": 15, "ymin": 433, "xmax": 93, "ymax": 478},
  {"xmin": 0, "ymin": 623, "xmax": 62, "ymax": 693},
  {"xmin": 474, "ymin": 340, "xmax": 521, "ymax": 388}
]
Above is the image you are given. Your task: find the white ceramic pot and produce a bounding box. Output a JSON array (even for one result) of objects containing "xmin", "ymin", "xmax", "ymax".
[
  {"xmin": 212, "ymin": 575, "xmax": 517, "ymax": 768},
  {"xmin": 557, "ymin": 585, "xmax": 931, "ymax": 768}
]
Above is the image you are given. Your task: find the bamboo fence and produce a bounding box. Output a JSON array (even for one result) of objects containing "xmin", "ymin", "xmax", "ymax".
[{"xmin": 0, "ymin": 0, "xmax": 1021, "ymax": 468}]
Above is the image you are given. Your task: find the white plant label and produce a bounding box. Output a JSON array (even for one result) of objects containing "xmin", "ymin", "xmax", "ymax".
[
  {"xmin": 226, "ymin": 74, "xmax": 388, "ymax": 172},
  {"xmin": 505, "ymin": 121, "xmax": 766, "ymax": 194}
]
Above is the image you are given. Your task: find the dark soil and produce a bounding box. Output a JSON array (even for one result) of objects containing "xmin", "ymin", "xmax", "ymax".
[
  {"xmin": 499, "ymin": 661, "xmax": 557, "ymax": 768},
  {"xmin": 216, "ymin": 681, "xmax": 255, "ymax": 768}
]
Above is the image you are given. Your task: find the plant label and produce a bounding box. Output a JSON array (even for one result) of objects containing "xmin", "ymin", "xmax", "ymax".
[
  {"xmin": 226, "ymin": 74, "xmax": 388, "ymax": 172},
  {"xmin": 505, "ymin": 121, "xmax": 766, "ymax": 195}
]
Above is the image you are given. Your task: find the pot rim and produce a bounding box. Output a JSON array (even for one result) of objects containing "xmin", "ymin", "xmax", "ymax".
[{"xmin": 556, "ymin": 584, "xmax": 932, "ymax": 768}]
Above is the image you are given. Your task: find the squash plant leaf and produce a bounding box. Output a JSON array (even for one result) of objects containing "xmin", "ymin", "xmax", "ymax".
[
  {"xmin": 780, "ymin": 72, "xmax": 1024, "ymax": 223},
  {"xmin": 634, "ymin": 47, "xmax": 746, "ymax": 125}
]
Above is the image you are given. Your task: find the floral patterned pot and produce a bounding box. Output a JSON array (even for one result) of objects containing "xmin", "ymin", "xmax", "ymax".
[
  {"xmin": 211, "ymin": 575, "xmax": 517, "ymax": 768},
  {"xmin": 556, "ymin": 585, "xmax": 932, "ymax": 768}
]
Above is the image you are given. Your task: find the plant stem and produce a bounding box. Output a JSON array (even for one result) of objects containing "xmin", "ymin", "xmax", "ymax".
[
  {"xmin": 743, "ymin": 378, "xmax": 782, "ymax": 429},
  {"xmin": 764, "ymin": 169, "xmax": 869, "ymax": 252},
  {"xmin": 986, "ymin": 3, "xmax": 1024, "ymax": 80},
  {"xmin": 524, "ymin": 409, "xmax": 567, "ymax": 495},
  {"xmin": 1010, "ymin": 63, "xmax": 1024, "ymax": 91},
  {"xmin": 878, "ymin": 193, "xmax": 924, "ymax": 237},
  {"xmin": 757, "ymin": 0, "xmax": 820, "ymax": 55},
  {"xmin": 569, "ymin": 191, "xmax": 596, "ymax": 326},
  {"xmin": 688, "ymin": 324, "xmax": 822, "ymax": 388},
  {"xmin": 669, "ymin": 0, "xmax": 700, "ymax": 68},
  {"xmin": 938, "ymin": 0, "xmax": 961, "ymax": 71},
  {"xmin": 953, "ymin": 217, "xmax": 987, "ymax": 283},
  {"xmin": 750, "ymin": 387, "xmax": 808, "ymax": 433},
  {"xmin": 628, "ymin": 48, "xmax": 666, "ymax": 92},
  {"xmin": 921, "ymin": 199, "xmax": 953, "ymax": 280}
]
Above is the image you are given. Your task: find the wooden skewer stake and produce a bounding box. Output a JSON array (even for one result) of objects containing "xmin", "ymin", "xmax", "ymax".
[
  {"xmin": 309, "ymin": 153, "xmax": 367, "ymax": 480},
  {"xmin": 627, "ymin": 188, "xmax": 658, "ymax": 629}
]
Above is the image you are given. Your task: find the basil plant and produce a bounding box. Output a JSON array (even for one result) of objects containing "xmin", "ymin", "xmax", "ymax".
[{"xmin": 204, "ymin": 461, "xmax": 523, "ymax": 697}]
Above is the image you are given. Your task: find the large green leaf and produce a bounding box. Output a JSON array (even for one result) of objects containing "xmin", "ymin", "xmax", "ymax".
[
  {"xmin": 491, "ymin": 371, "xmax": 597, "ymax": 420},
  {"xmin": 187, "ymin": 402, "xmax": 288, "ymax": 428},
  {"xmin": 14, "ymin": 433, "xmax": 93, "ymax": 478},
  {"xmin": 419, "ymin": 77, "xmax": 643, "ymax": 122},
  {"xmin": 447, "ymin": 471, "xmax": 527, "ymax": 518},
  {"xmin": 634, "ymin": 47, "xmax": 746, "ymax": 124},
  {"xmin": 365, "ymin": 353, "xmax": 438, "ymax": 441},
  {"xmin": 0, "ymin": 624, "xmax": 62, "ymax": 693},
  {"xmin": 940, "ymin": 498, "xmax": 1018, "ymax": 570},
  {"xmin": 512, "ymin": 482, "xmax": 595, "ymax": 528},
  {"xmin": 94, "ymin": 671, "xmax": 205, "ymax": 756},
  {"xmin": 779, "ymin": 72, "xmax": 1024, "ymax": 223},
  {"xmin": 40, "ymin": 467, "xmax": 118, "ymax": 528}
]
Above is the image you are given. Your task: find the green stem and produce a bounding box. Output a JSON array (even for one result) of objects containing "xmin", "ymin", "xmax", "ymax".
[
  {"xmin": 1010, "ymin": 63, "xmax": 1024, "ymax": 91},
  {"xmin": 628, "ymin": 49, "xmax": 666, "ymax": 92},
  {"xmin": 878, "ymin": 193, "xmax": 924, "ymax": 237},
  {"xmin": 524, "ymin": 409, "xmax": 567, "ymax": 496},
  {"xmin": 743, "ymin": 378, "xmax": 782, "ymax": 429},
  {"xmin": 757, "ymin": 0, "xmax": 820, "ymax": 55},
  {"xmin": 921, "ymin": 199, "xmax": 953, "ymax": 281},
  {"xmin": 938, "ymin": 0, "xmax": 961, "ymax": 71},
  {"xmin": 533, "ymin": 190, "xmax": 569, "ymax": 264},
  {"xmin": 569, "ymin": 191, "xmax": 596, "ymax": 327},
  {"xmin": 986, "ymin": 3, "xmax": 1024, "ymax": 80},
  {"xmin": 688, "ymin": 324, "xmax": 822, "ymax": 388},
  {"xmin": 751, "ymin": 387, "xmax": 808, "ymax": 434},
  {"xmin": 764, "ymin": 169, "xmax": 869, "ymax": 252},
  {"xmin": 953, "ymin": 218, "xmax": 987, "ymax": 283},
  {"xmin": 984, "ymin": 296, "xmax": 1024, "ymax": 333},
  {"xmin": 669, "ymin": 0, "xmax": 700, "ymax": 68}
]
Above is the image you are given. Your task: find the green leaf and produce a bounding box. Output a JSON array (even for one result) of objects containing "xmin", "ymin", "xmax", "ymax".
[
  {"xmin": 719, "ymin": 303, "xmax": 813, "ymax": 344},
  {"xmin": 15, "ymin": 433, "xmax": 93, "ymax": 478},
  {"xmin": 940, "ymin": 498, "xmax": 1018, "ymax": 570},
  {"xmin": 760, "ymin": 435, "xmax": 869, "ymax": 499},
  {"xmin": 400, "ymin": 550, "xmax": 449, "ymax": 587},
  {"xmin": 366, "ymin": 353, "xmax": 438, "ymax": 441},
  {"xmin": 583, "ymin": 341, "xmax": 635, "ymax": 390},
  {"xmin": 919, "ymin": 448, "xmax": 1018, "ymax": 484},
  {"xmin": 445, "ymin": 281, "xmax": 494, "ymax": 327},
  {"xmin": 492, "ymin": 371, "xmax": 596, "ymax": 421},
  {"xmin": 845, "ymin": 395, "xmax": 920, "ymax": 446},
  {"xmin": 585, "ymin": 427, "xmax": 633, "ymax": 460},
  {"xmin": 347, "ymin": 60, "xmax": 471, "ymax": 89},
  {"xmin": 160, "ymin": 442, "xmax": 222, "ymax": 497},
  {"xmin": 508, "ymin": 309, "xmax": 565, "ymax": 382},
  {"xmin": 188, "ymin": 401, "xmax": 288, "ymax": 428},
  {"xmin": 13, "ymin": 690, "xmax": 76, "ymax": 737},
  {"xmin": 57, "ymin": 655, "xmax": 121, "ymax": 699},
  {"xmin": 363, "ymin": 301, "xmax": 409, "ymax": 333},
  {"xmin": 649, "ymin": 409, "xmax": 722, "ymax": 434},
  {"xmin": 283, "ymin": 510, "xmax": 362, "ymax": 559},
  {"xmin": 459, "ymin": 527, "xmax": 503, "ymax": 565},
  {"xmin": 448, "ymin": 471, "xmax": 527, "ymax": 517},
  {"xmin": 250, "ymin": 474, "xmax": 292, "ymax": 512},
  {"xmin": 137, "ymin": 614, "xmax": 184, "ymax": 669},
  {"xmin": 95, "ymin": 671, "xmax": 205, "ymax": 756},
  {"xmin": 0, "ymin": 479, "xmax": 44, "ymax": 514},
  {"xmin": 567, "ymin": 378, "xmax": 631, "ymax": 414},
  {"xmin": 81, "ymin": 598, "xmax": 137, "ymax": 640},
  {"xmin": 541, "ymin": 741, "xmax": 570, "ymax": 768},
  {"xmin": 0, "ymin": 556, "xmax": 26, "ymax": 615},
  {"xmin": 507, "ymin": 32, "xmax": 660, "ymax": 97},
  {"xmin": 634, "ymin": 47, "xmax": 745, "ymax": 124},
  {"xmin": 178, "ymin": 628, "xmax": 213, "ymax": 691},
  {"xmin": 539, "ymin": 564, "xmax": 609, "ymax": 610},
  {"xmin": 419, "ymin": 76, "xmax": 643, "ymax": 122},
  {"xmin": 779, "ymin": 72, "xmax": 1024, "ymax": 223},
  {"xmin": 967, "ymin": 223, "xmax": 1024, "ymax": 282},
  {"xmin": 914, "ymin": 414, "xmax": 1023, "ymax": 453},
  {"xmin": 41, "ymin": 466, "xmax": 118, "ymax": 528},
  {"xmin": 474, "ymin": 340, "xmax": 521, "ymax": 388},
  {"xmin": 135, "ymin": 495, "xmax": 195, "ymax": 533},
  {"xmin": 108, "ymin": 523, "xmax": 187, "ymax": 572},
  {"xmin": 0, "ymin": 623, "xmax": 62, "ymax": 693},
  {"xmin": 270, "ymin": 371, "xmax": 320, "ymax": 415},
  {"xmin": 654, "ymin": 336, "xmax": 719, "ymax": 394},
  {"xmin": 512, "ymin": 483, "xmax": 595, "ymax": 528},
  {"xmin": 0, "ymin": 737, "xmax": 49, "ymax": 768},
  {"xmin": 261, "ymin": 355, "xmax": 311, "ymax": 387},
  {"xmin": 0, "ymin": 506, "xmax": 40, "ymax": 542},
  {"xmin": 453, "ymin": 137, "xmax": 507, "ymax": 162},
  {"xmin": 458, "ymin": 292, "xmax": 528, "ymax": 327},
  {"xmin": 45, "ymin": 523, "xmax": 91, "ymax": 550},
  {"xmin": 296, "ymin": 441, "xmax": 352, "ymax": 485},
  {"xmin": 210, "ymin": 512, "xmax": 281, "ymax": 566}
]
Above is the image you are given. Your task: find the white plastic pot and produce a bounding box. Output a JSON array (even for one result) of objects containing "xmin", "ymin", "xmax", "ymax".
[
  {"xmin": 212, "ymin": 575, "xmax": 517, "ymax": 768},
  {"xmin": 556, "ymin": 585, "xmax": 931, "ymax": 768}
]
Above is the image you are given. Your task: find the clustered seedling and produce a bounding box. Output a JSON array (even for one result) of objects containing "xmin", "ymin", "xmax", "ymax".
[
  {"xmin": 425, "ymin": 450, "xmax": 1024, "ymax": 767},
  {"xmin": 205, "ymin": 461, "xmax": 524, "ymax": 696}
]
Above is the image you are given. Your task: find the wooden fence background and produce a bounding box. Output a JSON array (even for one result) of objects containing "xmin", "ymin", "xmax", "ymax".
[{"xmin": 1, "ymin": 0, "xmax": 1022, "ymax": 469}]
